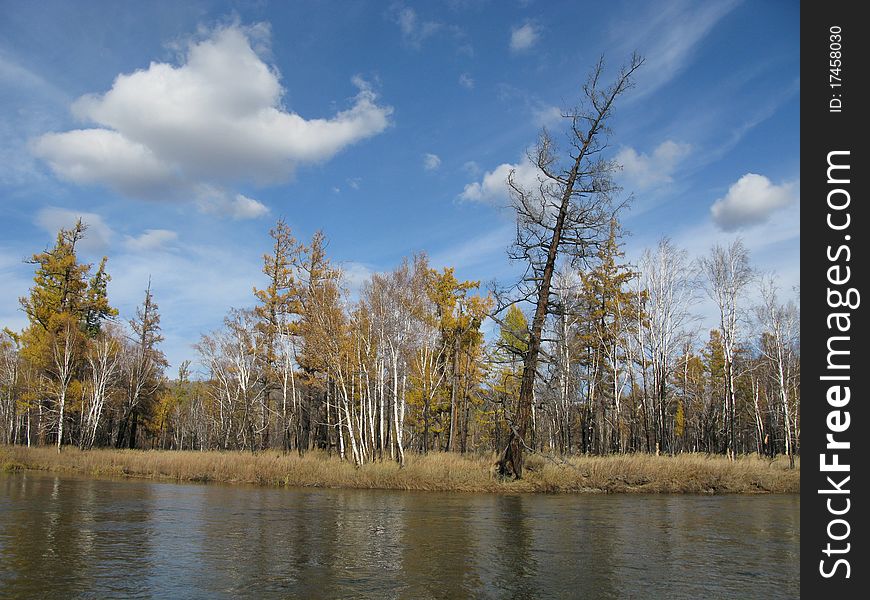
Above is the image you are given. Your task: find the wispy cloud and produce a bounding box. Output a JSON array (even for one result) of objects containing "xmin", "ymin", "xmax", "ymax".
[
  {"xmin": 124, "ymin": 229, "xmax": 178, "ymax": 252},
  {"xmin": 390, "ymin": 4, "xmax": 442, "ymax": 48},
  {"xmin": 423, "ymin": 153, "xmax": 441, "ymax": 171},
  {"xmin": 610, "ymin": 0, "xmax": 742, "ymax": 99},
  {"xmin": 429, "ymin": 224, "xmax": 514, "ymax": 272},
  {"xmin": 34, "ymin": 207, "xmax": 113, "ymax": 252}
]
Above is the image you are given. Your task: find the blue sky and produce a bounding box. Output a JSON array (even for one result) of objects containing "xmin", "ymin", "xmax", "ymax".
[{"xmin": 0, "ymin": 0, "xmax": 799, "ymax": 371}]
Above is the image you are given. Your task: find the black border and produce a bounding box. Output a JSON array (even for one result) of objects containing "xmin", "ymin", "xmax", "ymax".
[{"xmin": 802, "ymin": 2, "xmax": 867, "ymax": 595}]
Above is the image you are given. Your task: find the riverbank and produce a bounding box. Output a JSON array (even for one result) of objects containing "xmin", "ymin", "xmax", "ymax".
[{"xmin": 1, "ymin": 446, "xmax": 799, "ymax": 494}]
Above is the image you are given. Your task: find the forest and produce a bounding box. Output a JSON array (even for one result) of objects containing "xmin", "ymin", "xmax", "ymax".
[{"xmin": 0, "ymin": 57, "xmax": 799, "ymax": 476}]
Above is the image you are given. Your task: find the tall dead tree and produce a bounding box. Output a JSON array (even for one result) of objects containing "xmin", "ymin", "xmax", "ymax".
[{"xmin": 497, "ymin": 54, "xmax": 643, "ymax": 478}]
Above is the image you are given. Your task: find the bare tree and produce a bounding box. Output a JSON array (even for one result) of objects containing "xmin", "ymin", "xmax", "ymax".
[
  {"xmin": 496, "ymin": 54, "xmax": 643, "ymax": 478},
  {"xmin": 638, "ymin": 237, "xmax": 698, "ymax": 453},
  {"xmin": 754, "ymin": 276, "xmax": 799, "ymax": 467},
  {"xmin": 48, "ymin": 316, "xmax": 79, "ymax": 452},
  {"xmin": 81, "ymin": 324, "xmax": 122, "ymax": 449},
  {"xmin": 700, "ymin": 239, "xmax": 753, "ymax": 460},
  {"xmin": 0, "ymin": 330, "xmax": 20, "ymax": 445}
]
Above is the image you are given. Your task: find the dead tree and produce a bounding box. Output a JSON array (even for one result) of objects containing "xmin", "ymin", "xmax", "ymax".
[{"xmin": 496, "ymin": 54, "xmax": 643, "ymax": 478}]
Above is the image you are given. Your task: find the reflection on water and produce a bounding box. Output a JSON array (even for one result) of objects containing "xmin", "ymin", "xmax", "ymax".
[{"xmin": 0, "ymin": 472, "xmax": 799, "ymax": 599}]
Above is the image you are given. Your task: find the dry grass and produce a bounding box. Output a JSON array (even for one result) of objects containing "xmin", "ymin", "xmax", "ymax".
[{"xmin": 0, "ymin": 445, "xmax": 799, "ymax": 494}]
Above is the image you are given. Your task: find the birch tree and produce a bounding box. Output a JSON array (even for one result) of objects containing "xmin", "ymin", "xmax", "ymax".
[
  {"xmin": 754, "ymin": 277, "xmax": 799, "ymax": 467},
  {"xmin": 638, "ymin": 237, "xmax": 698, "ymax": 454},
  {"xmin": 700, "ymin": 240, "xmax": 753, "ymax": 459}
]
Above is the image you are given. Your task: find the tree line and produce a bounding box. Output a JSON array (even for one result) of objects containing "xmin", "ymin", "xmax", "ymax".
[
  {"xmin": 0, "ymin": 216, "xmax": 799, "ymax": 468},
  {"xmin": 0, "ymin": 55, "xmax": 798, "ymax": 474}
]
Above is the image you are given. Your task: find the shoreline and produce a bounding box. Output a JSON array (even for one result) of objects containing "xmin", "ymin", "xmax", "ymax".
[{"xmin": 1, "ymin": 446, "xmax": 800, "ymax": 495}]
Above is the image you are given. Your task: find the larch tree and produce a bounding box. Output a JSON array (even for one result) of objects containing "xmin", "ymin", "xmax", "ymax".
[
  {"xmin": 253, "ymin": 218, "xmax": 303, "ymax": 451},
  {"xmin": 116, "ymin": 280, "xmax": 167, "ymax": 449},
  {"xmin": 18, "ymin": 219, "xmax": 116, "ymax": 450},
  {"xmin": 578, "ymin": 218, "xmax": 636, "ymax": 454},
  {"xmin": 496, "ymin": 54, "xmax": 643, "ymax": 478}
]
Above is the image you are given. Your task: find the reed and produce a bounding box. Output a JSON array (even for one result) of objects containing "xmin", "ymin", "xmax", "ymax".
[{"xmin": 0, "ymin": 445, "xmax": 799, "ymax": 494}]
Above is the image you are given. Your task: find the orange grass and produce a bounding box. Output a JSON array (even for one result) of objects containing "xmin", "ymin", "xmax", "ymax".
[{"xmin": 1, "ymin": 445, "xmax": 799, "ymax": 494}]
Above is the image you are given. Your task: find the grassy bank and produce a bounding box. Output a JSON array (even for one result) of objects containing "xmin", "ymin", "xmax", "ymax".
[{"xmin": 1, "ymin": 446, "xmax": 799, "ymax": 494}]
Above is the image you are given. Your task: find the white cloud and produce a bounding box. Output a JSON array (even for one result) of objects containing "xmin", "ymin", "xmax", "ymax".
[
  {"xmin": 463, "ymin": 161, "xmax": 481, "ymax": 176},
  {"xmin": 195, "ymin": 188, "xmax": 270, "ymax": 220},
  {"xmin": 0, "ymin": 247, "xmax": 31, "ymax": 334},
  {"xmin": 616, "ymin": 140, "xmax": 691, "ymax": 189},
  {"xmin": 532, "ymin": 104, "xmax": 562, "ymax": 127},
  {"xmin": 710, "ymin": 173, "xmax": 797, "ymax": 231},
  {"xmin": 459, "ymin": 73, "xmax": 475, "ymax": 89},
  {"xmin": 510, "ymin": 22, "xmax": 540, "ymax": 52},
  {"xmin": 106, "ymin": 240, "xmax": 266, "ymax": 373},
  {"xmin": 32, "ymin": 129, "xmax": 178, "ymax": 197},
  {"xmin": 31, "ymin": 24, "xmax": 392, "ymax": 209},
  {"xmin": 429, "ymin": 224, "xmax": 514, "ymax": 271},
  {"xmin": 460, "ymin": 158, "xmax": 540, "ymax": 203},
  {"xmin": 124, "ymin": 229, "xmax": 178, "ymax": 252},
  {"xmin": 34, "ymin": 207, "xmax": 113, "ymax": 252},
  {"xmin": 392, "ymin": 5, "xmax": 442, "ymax": 48},
  {"xmin": 423, "ymin": 153, "xmax": 442, "ymax": 171},
  {"xmin": 611, "ymin": 0, "xmax": 741, "ymax": 100},
  {"xmin": 339, "ymin": 261, "xmax": 376, "ymax": 299}
]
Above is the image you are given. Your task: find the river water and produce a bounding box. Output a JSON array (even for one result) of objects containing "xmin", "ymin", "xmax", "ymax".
[{"xmin": 0, "ymin": 471, "xmax": 799, "ymax": 598}]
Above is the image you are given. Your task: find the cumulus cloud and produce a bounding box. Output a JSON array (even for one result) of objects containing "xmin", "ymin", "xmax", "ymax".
[
  {"xmin": 124, "ymin": 229, "xmax": 178, "ymax": 252},
  {"xmin": 458, "ymin": 73, "xmax": 475, "ymax": 89},
  {"xmin": 616, "ymin": 140, "xmax": 691, "ymax": 189},
  {"xmin": 510, "ymin": 22, "xmax": 540, "ymax": 52},
  {"xmin": 710, "ymin": 173, "xmax": 797, "ymax": 231},
  {"xmin": 31, "ymin": 24, "xmax": 392, "ymax": 211},
  {"xmin": 35, "ymin": 207, "xmax": 113, "ymax": 252},
  {"xmin": 423, "ymin": 153, "xmax": 442, "ymax": 171},
  {"xmin": 460, "ymin": 158, "xmax": 540, "ymax": 203}
]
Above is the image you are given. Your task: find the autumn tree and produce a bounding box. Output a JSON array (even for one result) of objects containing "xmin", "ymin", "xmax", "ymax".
[
  {"xmin": 700, "ymin": 240, "xmax": 753, "ymax": 459},
  {"xmin": 577, "ymin": 218, "xmax": 636, "ymax": 454},
  {"xmin": 116, "ymin": 280, "xmax": 167, "ymax": 449},
  {"xmin": 424, "ymin": 267, "xmax": 490, "ymax": 452},
  {"xmin": 0, "ymin": 330, "xmax": 21, "ymax": 444},
  {"xmin": 754, "ymin": 277, "xmax": 799, "ymax": 467},
  {"xmin": 637, "ymin": 237, "xmax": 698, "ymax": 454},
  {"xmin": 253, "ymin": 218, "xmax": 303, "ymax": 450},
  {"xmin": 18, "ymin": 219, "xmax": 117, "ymax": 450},
  {"xmin": 496, "ymin": 54, "xmax": 643, "ymax": 478}
]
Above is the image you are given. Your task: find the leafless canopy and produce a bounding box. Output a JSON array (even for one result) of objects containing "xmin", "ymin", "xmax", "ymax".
[{"xmin": 495, "ymin": 53, "xmax": 644, "ymax": 318}]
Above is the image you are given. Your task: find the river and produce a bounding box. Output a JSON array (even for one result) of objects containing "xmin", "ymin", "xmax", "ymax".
[{"xmin": 0, "ymin": 471, "xmax": 799, "ymax": 598}]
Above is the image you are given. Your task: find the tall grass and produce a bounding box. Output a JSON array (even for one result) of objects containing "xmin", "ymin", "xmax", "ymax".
[{"xmin": 0, "ymin": 445, "xmax": 799, "ymax": 494}]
